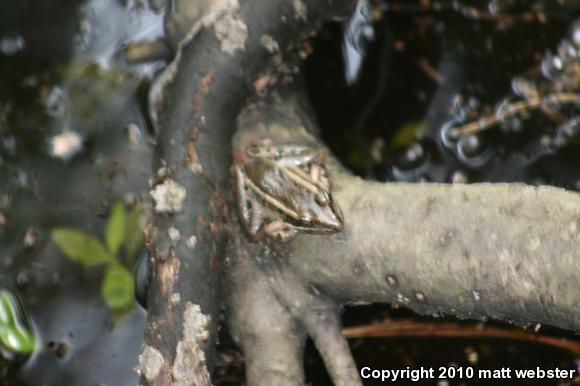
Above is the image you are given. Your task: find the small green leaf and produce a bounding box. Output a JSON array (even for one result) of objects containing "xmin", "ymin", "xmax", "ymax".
[
  {"xmin": 389, "ymin": 120, "xmax": 427, "ymax": 150},
  {"xmin": 101, "ymin": 263, "xmax": 135, "ymax": 310},
  {"xmin": 105, "ymin": 202, "xmax": 125, "ymax": 256},
  {"xmin": 52, "ymin": 228, "xmax": 113, "ymax": 266},
  {"xmin": 124, "ymin": 204, "xmax": 145, "ymax": 263},
  {"xmin": 0, "ymin": 290, "xmax": 36, "ymax": 354}
]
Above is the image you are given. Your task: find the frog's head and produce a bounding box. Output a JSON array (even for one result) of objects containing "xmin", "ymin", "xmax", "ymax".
[{"xmin": 298, "ymin": 191, "xmax": 344, "ymax": 234}]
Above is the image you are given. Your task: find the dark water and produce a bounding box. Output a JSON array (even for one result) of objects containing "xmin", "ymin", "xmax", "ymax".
[
  {"xmin": 1, "ymin": 1, "xmax": 580, "ymax": 385},
  {"xmin": 302, "ymin": 1, "xmax": 580, "ymax": 385}
]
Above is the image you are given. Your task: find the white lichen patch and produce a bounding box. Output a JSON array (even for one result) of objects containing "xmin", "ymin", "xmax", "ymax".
[
  {"xmin": 186, "ymin": 235, "xmax": 198, "ymax": 249},
  {"xmin": 139, "ymin": 345, "xmax": 165, "ymax": 381},
  {"xmin": 183, "ymin": 302, "xmax": 210, "ymax": 342},
  {"xmin": 150, "ymin": 179, "xmax": 186, "ymax": 213},
  {"xmin": 172, "ymin": 302, "xmax": 211, "ymax": 386},
  {"xmin": 214, "ymin": 12, "xmax": 248, "ymax": 55},
  {"xmin": 168, "ymin": 227, "xmax": 181, "ymax": 242},
  {"xmin": 293, "ymin": 0, "xmax": 308, "ymax": 21},
  {"xmin": 48, "ymin": 130, "xmax": 83, "ymax": 160},
  {"xmin": 171, "ymin": 292, "xmax": 181, "ymax": 304},
  {"xmin": 260, "ymin": 34, "xmax": 279, "ymax": 53},
  {"xmin": 172, "ymin": 341, "xmax": 210, "ymax": 386}
]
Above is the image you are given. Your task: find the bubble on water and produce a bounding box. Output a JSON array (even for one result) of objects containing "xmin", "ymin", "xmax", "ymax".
[
  {"xmin": 125, "ymin": 122, "xmax": 143, "ymax": 145},
  {"xmin": 0, "ymin": 33, "xmax": 25, "ymax": 56},
  {"xmin": 541, "ymin": 53, "xmax": 564, "ymax": 80},
  {"xmin": 75, "ymin": 19, "xmax": 92, "ymax": 50},
  {"xmin": 390, "ymin": 141, "xmax": 431, "ymax": 181},
  {"xmin": 457, "ymin": 133, "xmax": 494, "ymax": 168},
  {"xmin": 559, "ymin": 40, "xmax": 578, "ymax": 59},
  {"xmin": 440, "ymin": 118, "xmax": 462, "ymax": 149},
  {"xmin": 43, "ymin": 86, "xmax": 67, "ymax": 118},
  {"xmin": 21, "ymin": 228, "xmax": 38, "ymax": 251},
  {"xmin": 572, "ymin": 21, "xmax": 580, "ymax": 48},
  {"xmin": 48, "ymin": 130, "xmax": 84, "ymax": 160},
  {"xmin": 2, "ymin": 135, "xmax": 17, "ymax": 156},
  {"xmin": 558, "ymin": 117, "xmax": 580, "ymax": 138},
  {"xmin": 553, "ymin": 118, "xmax": 580, "ymax": 149},
  {"xmin": 15, "ymin": 169, "xmax": 29, "ymax": 188},
  {"xmin": 15, "ymin": 270, "xmax": 32, "ymax": 289}
]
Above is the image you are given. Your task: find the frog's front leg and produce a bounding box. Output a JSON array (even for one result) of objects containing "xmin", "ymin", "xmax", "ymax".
[
  {"xmin": 263, "ymin": 220, "xmax": 298, "ymax": 242},
  {"xmin": 235, "ymin": 165, "xmax": 263, "ymax": 239}
]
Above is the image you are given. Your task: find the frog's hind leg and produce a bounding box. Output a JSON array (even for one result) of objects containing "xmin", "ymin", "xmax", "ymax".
[
  {"xmin": 235, "ymin": 166, "xmax": 263, "ymax": 239},
  {"xmin": 246, "ymin": 192, "xmax": 263, "ymax": 237}
]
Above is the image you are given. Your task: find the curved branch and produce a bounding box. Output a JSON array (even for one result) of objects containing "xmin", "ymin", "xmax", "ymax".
[{"xmin": 140, "ymin": 1, "xmax": 357, "ymax": 385}]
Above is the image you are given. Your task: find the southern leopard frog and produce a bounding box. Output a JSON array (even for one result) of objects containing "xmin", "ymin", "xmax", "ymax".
[{"xmin": 234, "ymin": 143, "xmax": 343, "ymax": 242}]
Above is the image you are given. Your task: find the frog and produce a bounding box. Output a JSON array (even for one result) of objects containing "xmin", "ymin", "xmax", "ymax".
[{"xmin": 234, "ymin": 142, "xmax": 344, "ymax": 242}]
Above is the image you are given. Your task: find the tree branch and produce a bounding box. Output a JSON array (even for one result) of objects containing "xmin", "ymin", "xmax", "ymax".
[
  {"xmin": 140, "ymin": 1, "xmax": 357, "ymax": 385},
  {"xmin": 226, "ymin": 89, "xmax": 580, "ymax": 386}
]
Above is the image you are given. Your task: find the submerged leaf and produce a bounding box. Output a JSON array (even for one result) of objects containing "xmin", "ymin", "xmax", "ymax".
[
  {"xmin": 0, "ymin": 290, "xmax": 36, "ymax": 354},
  {"xmin": 389, "ymin": 120, "xmax": 427, "ymax": 150},
  {"xmin": 105, "ymin": 202, "xmax": 125, "ymax": 256},
  {"xmin": 101, "ymin": 263, "xmax": 135, "ymax": 310},
  {"xmin": 124, "ymin": 204, "xmax": 145, "ymax": 263},
  {"xmin": 52, "ymin": 228, "xmax": 113, "ymax": 266}
]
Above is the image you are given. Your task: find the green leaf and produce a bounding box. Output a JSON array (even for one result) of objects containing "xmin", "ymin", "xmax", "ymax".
[
  {"xmin": 101, "ymin": 263, "xmax": 135, "ymax": 310},
  {"xmin": 105, "ymin": 202, "xmax": 125, "ymax": 256},
  {"xmin": 124, "ymin": 204, "xmax": 145, "ymax": 263},
  {"xmin": 52, "ymin": 228, "xmax": 113, "ymax": 266},
  {"xmin": 0, "ymin": 290, "xmax": 36, "ymax": 354},
  {"xmin": 389, "ymin": 120, "xmax": 427, "ymax": 150}
]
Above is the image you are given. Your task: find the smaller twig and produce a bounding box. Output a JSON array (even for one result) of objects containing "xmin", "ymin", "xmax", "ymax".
[
  {"xmin": 451, "ymin": 93, "xmax": 580, "ymax": 137},
  {"xmin": 343, "ymin": 318, "xmax": 580, "ymax": 355},
  {"xmin": 415, "ymin": 57, "xmax": 446, "ymax": 85}
]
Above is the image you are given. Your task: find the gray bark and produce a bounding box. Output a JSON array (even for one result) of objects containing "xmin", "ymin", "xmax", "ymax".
[
  {"xmin": 226, "ymin": 92, "xmax": 580, "ymax": 386},
  {"xmin": 141, "ymin": 1, "xmax": 357, "ymax": 385}
]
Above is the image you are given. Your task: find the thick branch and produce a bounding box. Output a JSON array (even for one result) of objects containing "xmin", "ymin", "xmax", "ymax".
[
  {"xmin": 226, "ymin": 92, "xmax": 580, "ymax": 386},
  {"xmin": 141, "ymin": 1, "xmax": 357, "ymax": 385}
]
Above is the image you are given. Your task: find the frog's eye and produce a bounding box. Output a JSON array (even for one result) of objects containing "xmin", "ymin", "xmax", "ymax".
[
  {"xmin": 314, "ymin": 192, "xmax": 329, "ymax": 206},
  {"xmin": 246, "ymin": 145, "xmax": 261, "ymax": 156}
]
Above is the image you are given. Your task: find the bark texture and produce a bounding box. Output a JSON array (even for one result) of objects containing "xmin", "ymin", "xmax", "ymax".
[
  {"xmin": 141, "ymin": 1, "xmax": 357, "ymax": 385},
  {"xmin": 226, "ymin": 92, "xmax": 580, "ymax": 386}
]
